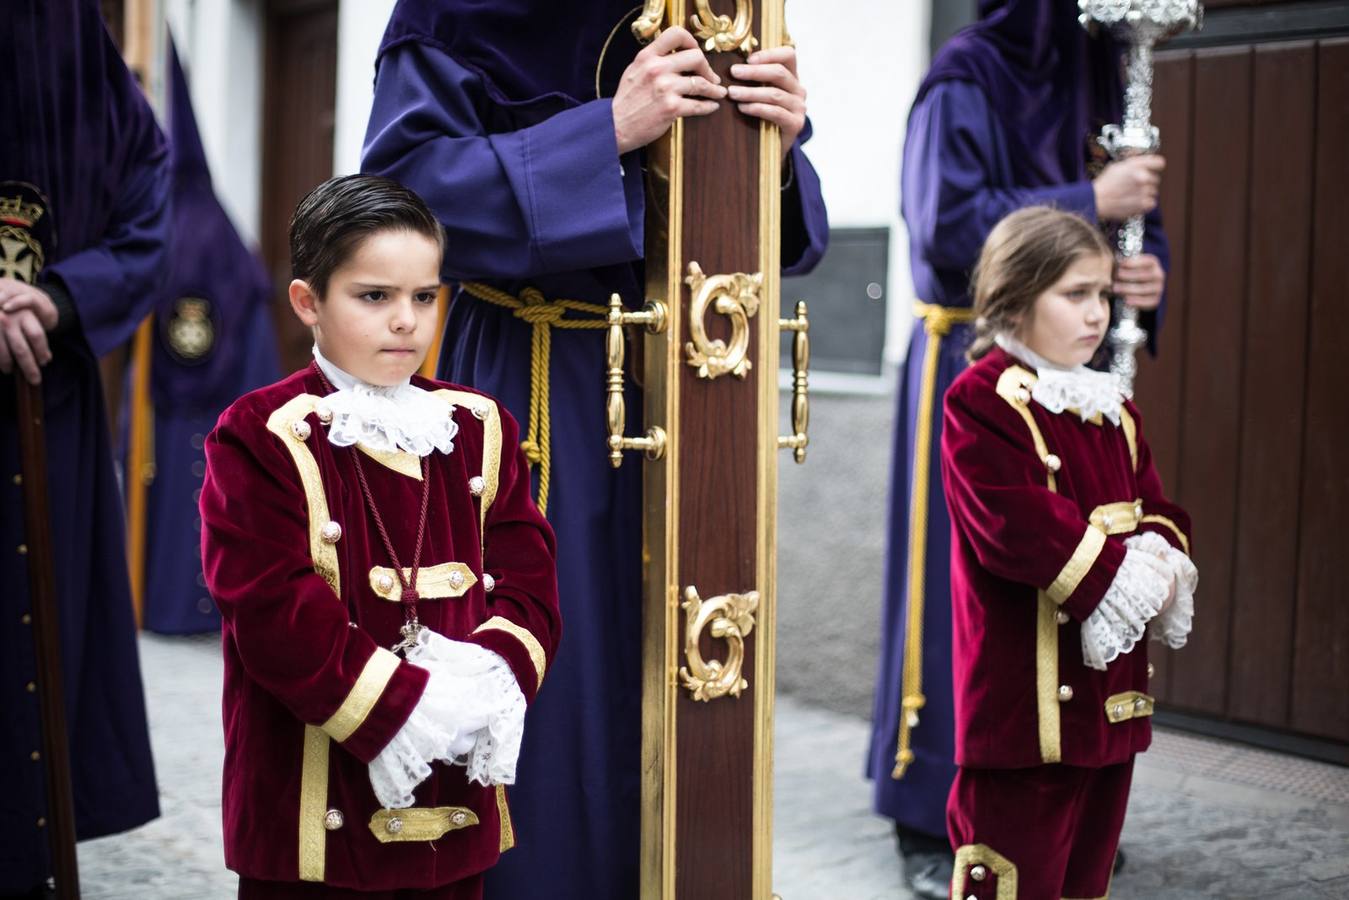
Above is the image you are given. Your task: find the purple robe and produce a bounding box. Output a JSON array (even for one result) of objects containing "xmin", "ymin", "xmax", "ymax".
[
  {"xmin": 0, "ymin": 0, "xmax": 167, "ymax": 889},
  {"xmin": 137, "ymin": 40, "xmax": 281, "ymax": 635},
  {"xmin": 865, "ymin": 7, "xmax": 1171, "ymax": 842},
  {"xmin": 362, "ymin": 19, "xmax": 827, "ymax": 897}
]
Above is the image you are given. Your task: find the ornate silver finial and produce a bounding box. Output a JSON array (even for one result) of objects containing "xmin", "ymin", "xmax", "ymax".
[{"xmin": 1079, "ymin": 0, "xmax": 1201, "ymax": 389}]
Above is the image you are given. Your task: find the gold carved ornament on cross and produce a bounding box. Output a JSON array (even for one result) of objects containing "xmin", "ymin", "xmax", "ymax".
[
  {"xmin": 633, "ymin": 0, "xmax": 760, "ymax": 55},
  {"xmin": 679, "ymin": 585, "xmax": 760, "ymax": 701}
]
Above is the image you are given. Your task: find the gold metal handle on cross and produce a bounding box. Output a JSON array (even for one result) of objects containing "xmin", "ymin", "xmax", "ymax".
[
  {"xmin": 778, "ymin": 300, "xmax": 809, "ymax": 463},
  {"xmin": 607, "ymin": 293, "xmax": 668, "ymax": 468}
]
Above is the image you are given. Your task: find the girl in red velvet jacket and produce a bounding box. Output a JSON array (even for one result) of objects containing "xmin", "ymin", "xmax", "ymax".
[
  {"xmin": 940, "ymin": 206, "xmax": 1196, "ymax": 900},
  {"xmin": 200, "ymin": 175, "xmax": 560, "ymax": 899}
]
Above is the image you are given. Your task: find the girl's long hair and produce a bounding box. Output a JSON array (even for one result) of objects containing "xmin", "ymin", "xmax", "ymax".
[{"xmin": 966, "ymin": 206, "xmax": 1115, "ymax": 362}]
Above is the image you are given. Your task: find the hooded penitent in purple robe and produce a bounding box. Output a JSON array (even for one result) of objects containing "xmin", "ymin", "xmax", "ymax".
[
  {"xmin": 363, "ymin": 4, "xmax": 828, "ymax": 897},
  {"xmin": 864, "ymin": 0, "xmax": 1170, "ymax": 846},
  {"xmin": 0, "ymin": 0, "xmax": 167, "ymax": 890},
  {"xmin": 135, "ymin": 39, "xmax": 280, "ymax": 635}
]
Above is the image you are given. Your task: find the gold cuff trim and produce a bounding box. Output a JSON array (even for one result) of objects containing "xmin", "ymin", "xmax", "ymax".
[
  {"xmin": 952, "ymin": 843, "xmax": 1018, "ymax": 900},
  {"xmin": 1089, "ymin": 500, "xmax": 1143, "ymax": 536},
  {"xmin": 1036, "ymin": 592, "xmax": 1062, "ymax": 763},
  {"xmin": 1105, "ymin": 690, "xmax": 1155, "ymax": 724},
  {"xmin": 1047, "ymin": 526, "xmax": 1107, "ymax": 605},
  {"xmin": 321, "ymin": 648, "xmax": 400, "ymax": 743},
  {"xmin": 369, "ymin": 563, "xmax": 476, "ymax": 601},
  {"xmin": 265, "ymin": 394, "xmax": 340, "ymax": 596},
  {"xmin": 1119, "ymin": 407, "xmax": 1138, "ymax": 471},
  {"xmin": 496, "ymin": 783, "xmax": 515, "ymax": 852},
  {"xmin": 474, "ymin": 616, "xmax": 546, "ymax": 691},
  {"xmin": 1140, "ymin": 514, "xmax": 1190, "ymax": 555},
  {"xmin": 368, "ymin": 806, "xmax": 479, "ymax": 843},
  {"xmin": 357, "ymin": 443, "xmax": 422, "ymax": 480},
  {"xmin": 297, "ymin": 724, "xmax": 330, "ymax": 882}
]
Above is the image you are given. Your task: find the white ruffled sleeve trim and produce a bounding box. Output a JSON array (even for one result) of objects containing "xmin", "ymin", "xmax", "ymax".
[
  {"xmin": 1128, "ymin": 531, "xmax": 1198, "ymax": 649},
  {"xmin": 1079, "ymin": 548, "xmax": 1172, "ymax": 671},
  {"xmin": 368, "ymin": 630, "xmax": 527, "ymax": 810}
]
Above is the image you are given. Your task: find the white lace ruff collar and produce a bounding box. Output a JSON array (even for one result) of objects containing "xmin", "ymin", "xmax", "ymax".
[
  {"xmin": 995, "ymin": 334, "xmax": 1130, "ymax": 425},
  {"xmin": 312, "ymin": 345, "xmax": 458, "ymax": 457}
]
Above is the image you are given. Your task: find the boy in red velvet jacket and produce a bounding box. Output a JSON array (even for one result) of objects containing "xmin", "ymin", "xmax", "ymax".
[
  {"xmin": 200, "ymin": 175, "xmax": 560, "ymax": 898},
  {"xmin": 941, "ymin": 207, "xmax": 1196, "ymax": 900}
]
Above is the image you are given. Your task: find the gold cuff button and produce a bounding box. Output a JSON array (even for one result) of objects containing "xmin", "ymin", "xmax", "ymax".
[
  {"xmin": 290, "ymin": 420, "xmax": 312, "ymax": 441},
  {"xmin": 970, "ymin": 864, "xmax": 988, "ymax": 882},
  {"xmin": 386, "ymin": 817, "xmax": 403, "ymax": 835}
]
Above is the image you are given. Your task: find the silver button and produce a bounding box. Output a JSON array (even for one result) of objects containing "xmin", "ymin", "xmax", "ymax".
[
  {"xmin": 1014, "ymin": 387, "xmax": 1031, "ymax": 404},
  {"xmin": 970, "ymin": 863, "xmax": 987, "ymax": 882},
  {"xmin": 469, "ymin": 475, "xmax": 486, "ymax": 496},
  {"xmin": 1134, "ymin": 501, "xmax": 1144, "ymax": 518},
  {"xmin": 378, "ymin": 574, "xmax": 396, "ymax": 593},
  {"xmin": 1147, "ymin": 662, "xmax": 1156, "ymax": 679},
  {"xmin": 321, "ymin": 521, "xmax": 342, "ymax": 544},
  {"xmin": 1101, "ymin": 513, "xmax": 1114, "ymax": 529},
  {"xmin": 386, "ymin": 816, "xmax": 403, "ymax": 835},
  {"xmin": 1133, "ymin": 697, "xmax": 1148, "ymax": 712},
  {"xmin": 315, "ymin": 404, "xmax": 333, "ymax": 425},
  {"xmin": 1058, "ymin": 685, "xmax": 1073, "ymax": 702},
  {"xmin": 865, "ymin": 282, "xmax": 884, "ymax": 301},
  {"xmin": 450, "ymin": 810, "xmax": 468, "ymax": 827},
  {"xmin": 1056, "ymin": 610, "xmax": 1070, "ymax": 625},
  {"xmin": 291, "ymin": 420, "xmax": 312, "ymax": 441},
  {"xmin": 472, "ymin": 403, "xmax": 490, "ymax": 421},
  {"xmin": 324, "ymin": 809, "xmax": 344, "ymax": 831},
  {"xmin": 1043, "ymin": 453, "xmax": 1061, "ymax": 472},
  {"xmin": 482, "ymin": 573, "xmax": 496, "ymax": 593},
  {"xmin": 448, "ymin": 570, "xmax": 465, "ymax": 589},
  {"xmin": 1113, "ymin": 703, "xmax": 1125, "ymax": 719}
]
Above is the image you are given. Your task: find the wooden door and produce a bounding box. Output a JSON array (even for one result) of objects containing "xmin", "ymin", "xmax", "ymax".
[
  {"xmin": 617, "ymin": 2, "xmax": 798, "ymax": 897},
  {"xmin": 1135, "ymin": 13, "xmax": 1349, "ymax": 757},
  {"xmin": 260, "ymin": 0, "xmax": 338, "ymax": 373}
]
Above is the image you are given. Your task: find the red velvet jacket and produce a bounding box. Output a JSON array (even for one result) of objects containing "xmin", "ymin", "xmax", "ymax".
[
  {"xmin": 941, "ymin": 348, "xmax": 1192, "ymax": 770},
  {"xmin": 200, "ymin": 366, "xmax": 560, "ymax": 890}
]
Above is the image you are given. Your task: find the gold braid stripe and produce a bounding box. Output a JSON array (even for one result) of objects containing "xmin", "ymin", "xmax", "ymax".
[
  {"xmin": 460, "ymin": 281, "xmax": 609, "ymax": 516},
  {"xmin": 893, "ymin": 303, "xmax": 977, "ymax": 779}
]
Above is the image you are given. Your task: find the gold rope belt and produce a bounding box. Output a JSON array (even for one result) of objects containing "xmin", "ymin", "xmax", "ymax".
[
  {"xmin": 458, "ymin": 281, "xmax": 609, "ymax": 515},
  {"xmin": 893, "ymin": 301, "xmax": 978, "ymax": 779}
]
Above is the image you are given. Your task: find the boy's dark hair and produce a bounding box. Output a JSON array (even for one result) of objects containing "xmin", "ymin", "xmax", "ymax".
[
  {"xmin": 289, "ymin": 174, "xmax": 444, "ymax": 299},
  {"xmin": 966, "ymin": 206, "xmax": 1114, "ymax": 362}
]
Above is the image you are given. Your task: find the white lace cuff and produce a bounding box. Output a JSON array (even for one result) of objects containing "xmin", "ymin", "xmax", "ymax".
[
  {"xmin": 1128, "ymin": 531, "xmax": 1197, "ymax": 649},
  {"xmin": 1079, "ymin": 548, "xmax": 1171, "ymax": 671},
  {"xmin": 367, "ymin": 630, "xmax": 527, "ymax": 809}
]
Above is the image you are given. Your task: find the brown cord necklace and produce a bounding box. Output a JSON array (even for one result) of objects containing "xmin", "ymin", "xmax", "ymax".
[{"xmin": 314, "ymin": 362, "xmax": 433, "ymax": 655}]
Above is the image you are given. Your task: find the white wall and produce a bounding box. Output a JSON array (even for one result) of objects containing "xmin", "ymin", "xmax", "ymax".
[
  {"xmin": 334, "ymin": 0, "xmax": 398, "ymax": 176},
  {"xmin": 789, "ymin": 0, "xmax": 929, "ymax": 368},
  {"xmin": 165, "ymin": 0, "xmax": 264, "ymax": 246}
]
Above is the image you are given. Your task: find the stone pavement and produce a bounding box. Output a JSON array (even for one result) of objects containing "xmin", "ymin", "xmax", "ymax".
[{"xmin": 79, "ymin": 634, "xmax": 1349, "ymax": 898}]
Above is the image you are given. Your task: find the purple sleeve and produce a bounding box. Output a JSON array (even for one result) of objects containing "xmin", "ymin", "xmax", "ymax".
[
  {"xmin": 904, "ymin": 80, "xmax": 1097, "ymax": 273},
  {"xmin": 781, "ymin": 120, "xmax": 829, "ymax": 276},
  {"xmin": 41, "ymin": 90, "xmax": 171, "ymax": 358},
  {"xmin": 361, "ymin": 43, "xmax": 643, "ymax": 280}
]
